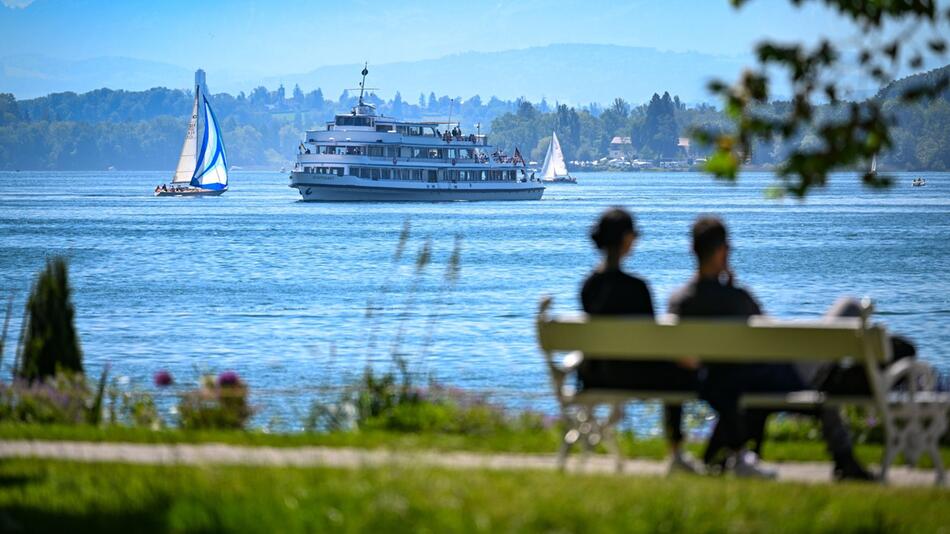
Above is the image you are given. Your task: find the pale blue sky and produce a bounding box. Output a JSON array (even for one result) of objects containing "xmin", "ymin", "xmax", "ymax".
[{"xmin": 0, "ymin": 0, "xmax": 892, "ymax": 77}]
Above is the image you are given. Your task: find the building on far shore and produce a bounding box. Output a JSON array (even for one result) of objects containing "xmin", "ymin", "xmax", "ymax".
[
  {"xmin": 609, "ymin": 136, "xmax": 633, "ymax": 159},
  {"xmin": 677, "ymin": 137, "xmax": 691, "ymax": 159}
]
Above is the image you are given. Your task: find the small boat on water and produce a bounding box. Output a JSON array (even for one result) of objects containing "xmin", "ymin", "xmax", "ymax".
[
  {"xmin": 156, "ymin": 70, "xmax": 229, "ymax": 197},
  {"xmin": 912, "ymin": 177, "xmax": 927, "ymax": 187},
  {"xmin": 540, "ymin": 131, "xmax": 576, "ymax": 184}
]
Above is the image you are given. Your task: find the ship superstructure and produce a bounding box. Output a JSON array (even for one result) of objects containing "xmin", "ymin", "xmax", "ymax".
[{"xmin": 289, "ymin": 66, "xmax": 543, "ymax": 202}]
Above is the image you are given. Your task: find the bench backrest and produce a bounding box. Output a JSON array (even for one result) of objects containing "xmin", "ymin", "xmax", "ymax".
[{"xmin": 537, "ymin": 306, "xmax": 891, "ymax": 365}]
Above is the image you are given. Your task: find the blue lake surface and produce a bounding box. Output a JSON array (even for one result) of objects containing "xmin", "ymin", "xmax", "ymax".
[{"xmin": 1, "ymin": 170, "xmax": 948, "ymax": 429}]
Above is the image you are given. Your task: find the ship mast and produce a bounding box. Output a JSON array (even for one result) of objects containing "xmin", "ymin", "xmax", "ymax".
[{"xmin": 358, "ymin": 63, "xmax": 369, "ymax": 106}]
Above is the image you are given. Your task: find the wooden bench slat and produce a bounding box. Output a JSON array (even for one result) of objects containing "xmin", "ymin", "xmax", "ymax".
[{"xmin": 539, "ymin": 316, "xmax": 889, "ymax": 363}]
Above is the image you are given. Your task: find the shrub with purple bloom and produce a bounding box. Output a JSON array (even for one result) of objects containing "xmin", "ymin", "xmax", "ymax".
[
  {"xmin": 177, "ymin": 372, "xmax": 251, "ymax": 430},
  {"xmin": 217, "ymin": 371, "xmax": 241, "ymax": 387}
]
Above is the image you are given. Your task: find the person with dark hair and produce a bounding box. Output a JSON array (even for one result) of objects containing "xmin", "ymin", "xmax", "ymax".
[
  {"xmin": 669, "ymin": 216, "xmax": 874, "ymax": 480},
  {"xmin": 580, "ymin": 207, "xmax": 702, "ymax": 474}
]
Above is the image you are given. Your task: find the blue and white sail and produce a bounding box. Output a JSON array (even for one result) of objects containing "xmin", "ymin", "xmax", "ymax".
[{"xmin": 190, "ymin": 95, "xmax": 229, "ymax": 191}]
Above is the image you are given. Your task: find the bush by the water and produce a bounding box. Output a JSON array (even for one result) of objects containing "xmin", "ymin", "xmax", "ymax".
[
  {"xmin": 0, "ymin": 374, "xmax": 90, "ymax": 424},
  {"xmin": 307, "ymin": 367, "xmax": 546, "ymax": 435},
  {"xmin": 18, "ymin": 257, "xmax": 83, "ymax": 381},
  {"xmin": 177, "ymin": 372, "xmax": 252, "ymax": 430}
]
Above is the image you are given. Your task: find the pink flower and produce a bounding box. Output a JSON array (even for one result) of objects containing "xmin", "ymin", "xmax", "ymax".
[
  {"xmin": 217, "ymin": 371, "xmax": 241, "ymax": 387},
  {"xmin": 154, "ymin": 370, "xmax": 174, "ymax": 387}
]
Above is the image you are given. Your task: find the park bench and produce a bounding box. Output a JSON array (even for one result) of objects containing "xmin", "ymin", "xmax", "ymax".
[{"xmin": 536, "ymin": 297, "xmax": 950, "ymax": 485}]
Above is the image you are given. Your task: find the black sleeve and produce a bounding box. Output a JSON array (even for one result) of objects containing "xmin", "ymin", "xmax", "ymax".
[
  {"xmin": 741, "ymin": 287, "xmax": 764, "ymax": 316},
  {"xmin": 579, "ymin": 276, "xmax": 593, "ymax": 313},
  {"xmin": 641, "ymin": 280, "xmax": 656, "ymax": 317}
]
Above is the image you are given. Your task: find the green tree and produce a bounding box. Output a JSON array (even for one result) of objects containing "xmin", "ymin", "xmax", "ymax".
[
  {"xmin": 699, "ymin": 0, "xmax": 949, "ymax": 196},
  {"xmin": 19, "ymin": 258, "xmax": 83, "ymax": 381}
]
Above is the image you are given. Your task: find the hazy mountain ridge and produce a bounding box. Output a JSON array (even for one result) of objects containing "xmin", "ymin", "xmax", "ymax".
[
  {"xmin": 266, "ymin": 44, "xmax": 747, "ymax": 104},
  {"xmin": 2, "ymin": 44, "xmax": 747, "ymax": 104}
]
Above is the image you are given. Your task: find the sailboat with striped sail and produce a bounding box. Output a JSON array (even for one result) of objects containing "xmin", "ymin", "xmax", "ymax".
[
  {"xmin": 156, "ymin": 72, "xmax": 229, "ymax": 197},
  {"xmin": 539, "ymin": 131, "xmax": 576, "ymax": 184}
]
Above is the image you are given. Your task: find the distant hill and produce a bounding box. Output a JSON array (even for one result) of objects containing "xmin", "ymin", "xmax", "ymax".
[
  {"xmin": 875, "ymin": 63, "xmax": 950, "ymax": 101},
  {"xmin": 261, "ymin": 44, "xmax": 748, "ymax": 105},
  {"xmin": 3, "ymin": 44, "xmax": 748, "ymax": 104},
  {"xmin": 0, "ymin": 55, "xmax": 194, "ymax": 98}
]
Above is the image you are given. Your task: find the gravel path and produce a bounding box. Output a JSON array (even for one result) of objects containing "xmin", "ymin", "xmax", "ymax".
[{"xmin": 0, "ymin": 440, "xmax": 945, "ymax": 487}]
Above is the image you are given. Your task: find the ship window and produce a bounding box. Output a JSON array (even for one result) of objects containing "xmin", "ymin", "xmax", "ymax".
[
  {"xmin": 400, "ymin": 147, "xmax": 412, "ymax": 158},
  {"xmin": 367, "ymin": 146, "xmax": 384, "ymax": 157},
  {"xmin": 337, "ymin": 168, "xmax": 344, "ymax": 176},
  {"xmin": 380, "ymin": 169, "xmax": 391, "ymax": 180},
  {"xmin": 376, "ymin": 125, "xmax": 390, "ymax": 132},
  {"xmin": 358, "ymin": 167, "xmax": 370, "ymax": 179},
  {"xmin": 480, "ymin": 171, "xmax": 487, "ymax": 180},
  {"xmin": 346, "ymin": 146, "xmax": 363, "ymax": 156},
  {"xmin": 411, "ymin": 169, "xmax": 423, "ymax": 181},
  {"xmin": 370, "ymin": 168, "xmax": 381, "ymax": 180},
  {"xmin": 412, "ymin": 147, "xmax": 426, "ymax": 158},
  {"xmin": 386, "ymin": 146, "xmax": 399, "ymax": 158},
  {"xmin": 427, "ymin": 148, "xmax": 441, "ymax": 159},
  {"xmin": 408, "ymin": 126, "xmax": 422, "ymax": 136}
]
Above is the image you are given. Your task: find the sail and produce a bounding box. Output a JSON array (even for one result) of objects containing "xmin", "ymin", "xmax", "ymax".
[
  {"xmin": 190, "ymin": 95, "xmax": 229, "ymax": 190},
  {"xmin": 172, "ymin": 92, "xmax": 199, "ymax": 183},
  {"xmin": 540, "ymin": 131, "xmax": 569, "ymax": 179},
  {"xmin": 870, "ymin": 154, "xmax": 877, "ymax": 173}
]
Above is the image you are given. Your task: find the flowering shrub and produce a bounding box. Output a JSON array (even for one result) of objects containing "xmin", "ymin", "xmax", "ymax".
[
  {"xmin": 177, "ymin": 372, "xmax": 252, "ymax": 430},
  {"xmin": 0, "ymin": 373, "xmax": 91, "ymax": 424},
  {"xmin": 307, "ymin": 368, "xmax": 546, "ymax": 435}
]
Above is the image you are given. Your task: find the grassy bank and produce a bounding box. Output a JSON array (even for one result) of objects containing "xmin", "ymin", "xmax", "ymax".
[
  {"xmin": 0, "ymin": 459, "xmax": 946, "ymax": 533},
  {"xmin": 1, "ymin": 423, "xmax": 947, "ymax": 468}
]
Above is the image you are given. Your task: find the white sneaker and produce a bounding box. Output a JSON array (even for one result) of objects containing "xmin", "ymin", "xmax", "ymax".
[
  {"xmin": 667, "ymin": 450, "xmax": 705, "ymax": 476},
  {"xmin": 729, "ymin": 450, "xmax": 777, "ymax": 479}
]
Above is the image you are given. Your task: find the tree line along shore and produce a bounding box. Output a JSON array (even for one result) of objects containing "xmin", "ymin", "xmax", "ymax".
[{"xmin": 0, "ymin": 64, "xmax": 947, "ymax": 173}]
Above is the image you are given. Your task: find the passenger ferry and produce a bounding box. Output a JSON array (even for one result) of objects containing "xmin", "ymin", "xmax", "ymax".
[{"xmin": 289, "ymin": 66, "xmax": 544, "ymax": 202}]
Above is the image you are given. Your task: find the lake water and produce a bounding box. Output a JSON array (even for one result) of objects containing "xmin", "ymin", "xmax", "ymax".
[{"xmin": 1, "ymin": 171, "xmax": 948, "ymax": 429}]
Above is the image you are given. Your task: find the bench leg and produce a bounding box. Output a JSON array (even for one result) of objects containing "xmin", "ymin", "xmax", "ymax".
[
  {"xmin": 558, "ymin": 404, "xmax": 626, "ymax": 473},
  {"xmin": 604, "ymin": 403, "xmax": 625, "ymax": 473},
  {"xmin": 924, "ymin": 406, "xmax": 948, "ymax": 486},
  {"xmin": 929, "ymin": 442, "xmax": 946, "ymax": 486},
  {"xmin": 558, "ymin": 409, "xmax": 581, "ymax": 471}
]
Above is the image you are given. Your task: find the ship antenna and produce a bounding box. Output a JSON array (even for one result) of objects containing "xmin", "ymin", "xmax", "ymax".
[
  {"xmin": 446, "ymin": 98, "xmax": 455, "ymax": 131},
  {"xmin": 358, "ymin": 63, "xmax": 368, "ymax": 106}
]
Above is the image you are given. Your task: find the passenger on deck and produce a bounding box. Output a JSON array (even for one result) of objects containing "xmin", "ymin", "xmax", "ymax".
[{"xmin": 579, "ymin": 208, "xmax": 702, "ymax": 475}]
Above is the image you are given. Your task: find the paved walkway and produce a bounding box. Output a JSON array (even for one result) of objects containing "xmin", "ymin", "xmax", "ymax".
[{"xmin": 0, "ymin": 440, "xmax": 945, "ymax": 487}]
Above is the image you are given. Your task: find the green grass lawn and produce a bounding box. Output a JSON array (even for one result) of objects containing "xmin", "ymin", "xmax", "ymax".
[
  {"xmin": 0, "ymin": 459, "xmax": 946, "ymax": 533},
  {"xmin": 0, "ymin": 423, "xmax": 947, "ymax": 468}
]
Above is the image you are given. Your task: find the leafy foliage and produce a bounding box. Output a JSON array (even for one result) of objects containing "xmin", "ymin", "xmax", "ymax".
[
  {"xmin": 19, "ymin": 257, "xmax": 82, "ymax": 382},
  {"xmin": 177, "ymin": 373, "xmax": 252, "ymax": 430},
  {"xmin": 698, "ymin": 0, "xmax": 950, "ymax": 196}
]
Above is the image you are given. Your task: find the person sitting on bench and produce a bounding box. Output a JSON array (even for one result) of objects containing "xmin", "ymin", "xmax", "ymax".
[
  {"xmin": 668, "ymin": 216, "xmax": 874, "ymax": 481},
  {"xmin": 579, "ymin": 207, "xmax": 702, "ymax": 474}
]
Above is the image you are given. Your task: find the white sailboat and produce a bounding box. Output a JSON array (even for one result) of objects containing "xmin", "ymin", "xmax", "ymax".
[
  {"xmin": 869, "ymin": 154, "xmax": 877, "ymax": 175},
  {"xmin": 156, "ymin": 71, "xmax": 228, "ymax": 197},
  {"xmin": 539, "ymin": 131, "xmax": 576, "ymax": 184}
]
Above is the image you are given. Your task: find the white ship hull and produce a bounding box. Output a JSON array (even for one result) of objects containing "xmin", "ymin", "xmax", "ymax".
[{"xmin": 290, "ymin": 173, "xmax": 543, "ymax": 202}]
